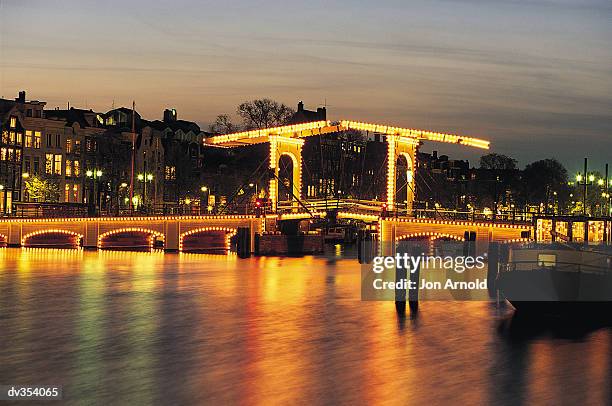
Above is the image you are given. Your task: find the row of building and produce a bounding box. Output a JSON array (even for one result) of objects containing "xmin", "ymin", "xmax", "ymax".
[
  {"xmin": 1, "ymin": 91, "xmax": 507, "ymax": 215},
  {"xmin": 0, "ymin": 91, "xmax": 210, "ymax": 214}
]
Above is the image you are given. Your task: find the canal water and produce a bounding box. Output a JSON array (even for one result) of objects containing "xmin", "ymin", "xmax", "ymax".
[{"xmin": 0, "ymin": 247, "xmax": 611, "ymax": 405}]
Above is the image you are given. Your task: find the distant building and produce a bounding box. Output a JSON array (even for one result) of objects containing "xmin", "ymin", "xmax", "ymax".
[
  {"xmin": 286, "ymin": 101, "xmax": 326, "ymax": 125},
  {"xmin": 0, "ymin": 91, "xmax": 107, "ymax": 213}
]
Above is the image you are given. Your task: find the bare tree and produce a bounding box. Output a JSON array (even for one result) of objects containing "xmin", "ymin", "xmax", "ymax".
[
  {"xmin": 209, "ymin": 114, "xmax": 238, "ymax": 134},
  {"xmin": 479, "ymin": 153, "xmax": 517, "ymax": 170},
  {"xmin": 237, "ymin": 98, "xmax": 295, "ymax": 129}
]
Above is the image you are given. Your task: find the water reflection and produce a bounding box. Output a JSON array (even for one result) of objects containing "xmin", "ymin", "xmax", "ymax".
[{"xmin": 0, "ymin": 248, "xmax": 610, "ymax": 405}]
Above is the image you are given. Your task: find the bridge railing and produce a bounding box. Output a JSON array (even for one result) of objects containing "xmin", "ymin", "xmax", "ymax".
[{"xmin": 412, "ymin": 209, "xmax": 533, "ymax": 225}]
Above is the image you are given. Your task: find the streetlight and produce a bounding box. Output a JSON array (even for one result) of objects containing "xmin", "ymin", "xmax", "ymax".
[
  {"xmin": 22, "ymin": 172, "xmax": 29, "ymax": 179},
  {"xmin": 86, "ymin": 169, "xmax": 103, "ymax": 216},
  {"xmin": 200, "ymin": 186, "xmax": 209, "ymax": 215},
  {"xmin": 137, "ymin": 173, "xmax": 154, "ymax": 210}
]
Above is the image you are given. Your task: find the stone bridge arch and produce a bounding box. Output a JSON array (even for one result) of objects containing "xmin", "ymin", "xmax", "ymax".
[
  {"xmin": 179, "ymin": 227, "xmax": 238, "ymax": 253},
  {"xmin": 98, "ymin": 227, "xmax": 165, "ymax": 250},
  {"xmin": 22, "ymin": 229, "xmax": 84, "ymax": 248}
]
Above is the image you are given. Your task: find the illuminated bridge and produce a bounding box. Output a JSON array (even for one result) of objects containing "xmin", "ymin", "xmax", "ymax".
[
  {"xmin": 205, "ymin": 120, "xmax": 490, "ymax": 213},
  {"xmin": 0, "ymin": 120, "xmax": 531, "ymax": 253},
  {"xmin": 0, "ymin": 215, "xmax": 261, "ymax": 252}
]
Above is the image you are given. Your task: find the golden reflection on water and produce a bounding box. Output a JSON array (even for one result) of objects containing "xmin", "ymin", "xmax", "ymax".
[{"xmin": 0, "ymin": 248, "xmax": 611, "ymax": 405}]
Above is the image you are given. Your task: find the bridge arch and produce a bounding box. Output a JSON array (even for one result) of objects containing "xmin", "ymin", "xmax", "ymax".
[
  {"xmin": 277, "ymin": 152, "xmax": 299, "ymax": 203},
  {"xmin": 0, "ymin": 233, "xmax": 8, "ymax": 247},
  {"xmin": 395, "ymin": 153, "xmax": 414, "ymax": 214},
  {"xmin": 98, "ymin": 227, "xmax": 165, "ymax": 250},
  {"xmin": 179, "ymin": 227, "xmax": 237, "ymax": 253},
  {"xmin": 22, "ymin": 229, "xmax": 84, "ymax": 248},
  {"xmin": 397, "ymin": 232, "xmax": 465, "ymax": 242}
]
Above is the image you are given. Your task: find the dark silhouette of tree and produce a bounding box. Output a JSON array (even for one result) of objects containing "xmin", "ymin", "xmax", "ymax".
[
  {"xmin": 237, "ymin": 99, "xmax": 294, "ymax": 129},
  {"xmin": 521, "ymin": 158, "xmax": 570, "ymax": 211},
  {"xmin": 209, "ymin": 114, "xmax": 238, "ymax": 134},
  {"xmin": 479, "ymin": 153, "xmax": 517, "ymax": 170}
]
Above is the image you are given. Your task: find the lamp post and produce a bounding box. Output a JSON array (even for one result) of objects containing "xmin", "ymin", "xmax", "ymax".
[
  {"xmin": 200, "ymin": 186, "xmax": 209, "ymax": 215},
  {"xmin": 86, "ymin": 169, "xmax": 103, "ymax": 216},
  {"xmin": 138, "ymin": 173, "xmax": 154, "ymax": 212}
]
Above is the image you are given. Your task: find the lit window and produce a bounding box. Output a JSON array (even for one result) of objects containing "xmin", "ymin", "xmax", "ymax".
[
  {"xmin": 165, "ymin": 166, "xmax": 176, "ymax": 180},
  {"xmin": 1, "ymin": 131, "xmax": 8, "ymax": 144},
  {"xmin": 73, "ymin": 160, "xmax": 80, "ymax": 176},
  {"xmin": 9, "ymin": 117, "xmax": 16, "ymax": 128},
  {"xmin": 54, "ymin": 154, "xmax": 62, "ymax": 175},
  {"xmin": 34, "ymin": 131, "xmax": 41, "ymax": 149},
  {"xmin": 25, "ymin": 131, "xmax": 33, "ymax": 148},
  {"xmin": 537, "ymin": 254, "xmax": 556, "ymax": 268},
  {"xmin": 0, "ymin": 148, "xmax": 6, "ymax": 161},
  {"xmin": 16, "ymin": 133, "xmax": 22, "ymax": 145},
  {"xmin": 45, "ymin": 154, "xmax": 53, "ymax": 174},
  {"xmin": 66, "ymin": 160, "xmax": 72, "ymax": 177},
  {"xmin": 66, "ymin": 139, "xmax": 72, "ymax": 154}
]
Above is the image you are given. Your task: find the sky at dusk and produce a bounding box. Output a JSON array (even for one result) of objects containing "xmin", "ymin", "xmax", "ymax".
[{"xmin": 1, "ymin": 0, "xmax": 611, "ymax": 173}]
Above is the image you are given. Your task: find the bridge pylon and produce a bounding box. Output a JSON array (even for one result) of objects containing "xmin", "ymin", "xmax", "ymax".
[
  {"xmin": 269, "ymin": 135, "xmax": 304, "ymax": 212},
  {"xmin": 386, "ymin": 135, "xmax": 418, "ymax": 213}
]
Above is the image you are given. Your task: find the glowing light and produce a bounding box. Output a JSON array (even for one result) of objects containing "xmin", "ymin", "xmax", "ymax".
[
  {"xmin": 397, "ymin": 232, "xmax": 465, "ymax": 242},
  {"xmin": 178, "ymin": 227, "xmax": 237, "ymax": 252},
  {"xmin": 21, "ymin": 229, "xmax": 84, "ymax": 247},
  {"xmin": 589, "ymin": 174, "xmax": 595, "ymax": 182},
  {"xmin": 206, "ymin": 121, "xmax": 330, "ymax": 146},
  {"xmin": 340, "ymin": 120, "xmax": 490, "ymax": 149},
  {"xmin": 98, "ymin": 228, "xmax": 165, "ymax": 250}
]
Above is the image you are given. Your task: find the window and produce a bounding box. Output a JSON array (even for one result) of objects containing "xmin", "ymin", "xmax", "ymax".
[
  {"xmin": 66, "ymin": 139, "xmax": 72, "ymax": 154},
  {"xmin": 73, "ymin": 160, "xmax": 80, "ymax": 176},
  {"xmin": 46, "ymin": 134, "xmax": 52, "ymax": 148},
  {"xmin": 15, "ymin": 149, "xmax": 21, "ymax": 161},
  {"xmin": 0, "ymin": 148, "xmax": 6, "ymax": 161},
  {"xmin": 56, "ymin": 134, "xmax": 61, "ymax": 148},
  {"xmin": 34, "ymin": 131, "xmax": 41, "ymax": 148},
  {"xmin": 7, "ymin": 148, "xmax": 14, "ymax": 161},
  {"xmin": 45, "ymin": 154, "xmax": 53, "ymax": 174},
  {"xmin": 24, "ymin": 157, "xmax": 31, "ymax": 174},
  {"xmin": 1, "ymin": 131, "xmax": 8, "ymax": 144},
  {"xmin": 65, "ymin": 184, "xmax": 70, "ymax": 202},
  {"xmin": 537, "ymin": 254, "xmax": 557, "ymax": 268},
  {"xmin": 54, "ymin": 154, "xmax": 62, "ymax": 175},
  {"xmin": 33, "ymin": 157, "xmax": 39, "ymax": 174},
  {"xmin": 9, "ymin": 132, "xmax": 15, "ymax": 144},
  {"xmin": 25, "ymin": 131, "xmax": 33, "ymax": 148},
  {"xmin": 16, "ymin": 132, "xmax": 22, "ymax": 145},
  {"xmin": 74, "ymin": 140, "xmax": 81, "ymax": 153},
  {"xmin": 9, "ymin": 117, "xmax": 16, "ymax": 128},
  {"xmin": 165, "ymin": 165, "xmax": 176, "ymax": 180},
  {"xmin": 66, "ymin": 160, "xmax": 72, "ymax": 177},
  {"xmin": 27, "ymin": 109, "xmax": 32, "ymax": 117},
  {"xmin": 34, "ymin": 110, "xmax": 41, "ymax": 118}
]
